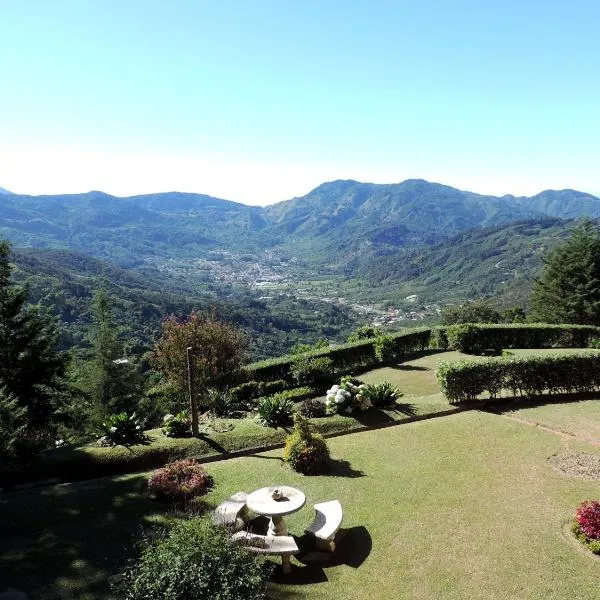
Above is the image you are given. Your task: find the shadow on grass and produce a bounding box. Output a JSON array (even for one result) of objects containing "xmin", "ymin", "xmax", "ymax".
[
  {"xmin": 390, "ymin": 402, "xmax": 418, "ymax": 417},
  {"xmin": 480, "ymin": 391, "xmax": 600, "ymax": 414},
  {"xmin": 353, "ymin": 407, "xmax": 395, "ymax": 426},
  {"xmin": 0, "ymin": 473, "xmax": 210, "ymax": 599},
  {"xmin": 385, "ymin": 363, "xmax": 430, "ymax": 372},
  {"xmin": 325, "ymin": 458, "xmax": 366, "ymax": 478}
]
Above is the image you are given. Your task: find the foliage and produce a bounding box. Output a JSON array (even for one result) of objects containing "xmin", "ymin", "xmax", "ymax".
[
  {"xmin": 297, "ymin": 397, "xmax": 327, "ymax": 418},
  {"xmin": 531, "ymin": 219, "xmax": 600, "ymax": 325},
  {"xmin": 98, "ymin": 412, "xmax": 146, "ymax": 446},
  {"xmin": 117, "ymin": 518, "xmax": 269, "ymax": 600},
  {"xmin": 151, "ymin": 311, "xmax": 247, "ymax": 413},
  {"xmin": 255, "ymin": 393, "xmax": 294, "ymax": 427},
  {"xmin": 445, "ymin": 323, "xmax": 600, "ymax": 355},
  {"xmin": 325, "ymin": 376, "xmax": 371, "ymax": 414},
  {"xmin": 148, "ymin": 458, "xmax": 213, "ymax": 502},
  {"xmin": 0, "ymin": 386, "xmax": 28, "ymax": 463},
  {"xmin": 0, "ymin": 240, "xmax": 69, "ymax": 458},
  {"xmin": 360, "ymin": 382, "xmax": 401, "ymax": 407},
  {"xmin": 85, "ymin": 288, "xmax": 145, "ymax": 416},
  {"xmin": 283, "ymin": 413, "xmax": 330, "ymax": 475},
  {"xmin": 348, "ymin": 325, "xmax": 381, "ymax": 342},
  {"xmin": 374, "ymin": 333, "xmax": 396, "ymax": 362},
  {"xmin": 442, "ymin": 299, "xmax": 501, "ymax": 325},
  {"xmin": 290, "ymin": 355, "xmax": 334, "ymax": 387},
  {"xmin": 290, "ymin": 338, "xmax": 329, "ymax": 355},
  {"xmin": 575, "ymin": 500, "xmax": 600, "ymax": 540},
  {"xmin": 228, "ymin": 379, "xmax": 288, "ymax": 405},
  {"xmin": 245, "ymin": 327, "xmax": 433, "ymax": 384},
  {"xmin": 436, "ymin": 352, "xmax": 600, "ymax": 404},
  {"xmin": 161, "ymin": 411, "xmax": 191, "ymax": 438}
]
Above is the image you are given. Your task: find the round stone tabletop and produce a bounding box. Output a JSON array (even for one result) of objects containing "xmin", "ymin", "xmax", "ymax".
[{"xmin": 245, "ymin": 485, "xmax": 306, "ymax": 517}]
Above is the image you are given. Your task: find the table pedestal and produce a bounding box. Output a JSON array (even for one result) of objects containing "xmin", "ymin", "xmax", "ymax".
[{"xmin": 268, "ymin": 515, "xmax": 287, "ymax": 536}]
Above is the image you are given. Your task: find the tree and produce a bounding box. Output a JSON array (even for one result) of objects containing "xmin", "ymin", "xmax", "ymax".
[
  {"xmin": 151, "ymin": 312, "xmax": 246, "ymax": 434},
  {"xmin": 0, "ymin": 240, "xmax": 68, "ymax": 456},
  {"xmin": 441, "ymin": 299, "xmax": 501, "ymax": 325},
  {"xmin": 530, "ymin": 219, "xmax": 600, "ymax": 325},
  {"xmin": 86, "ymin": 287, "xmax": 143, "ymax": 415}
]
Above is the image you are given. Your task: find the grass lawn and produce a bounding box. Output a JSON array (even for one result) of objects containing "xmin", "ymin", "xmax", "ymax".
[{"xmin": 2, "ymin": 403, "xmax": 600, "ymax": 599}]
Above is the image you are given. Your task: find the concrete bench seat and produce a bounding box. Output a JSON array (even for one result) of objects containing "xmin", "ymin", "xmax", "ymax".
[
  {"xmin": 212, "ymin": 491, "xmax": 249, "ymax": 530},
  {"xmin": 305, "ymin": 500, "xmax": 343, "ymax": 551},
  {"xmin": 232, "ymin": 531, "xmax": 299, "ymax": 573}
]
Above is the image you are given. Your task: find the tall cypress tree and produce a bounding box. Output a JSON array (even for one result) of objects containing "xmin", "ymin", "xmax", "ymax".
[
  {"xmin": 0, "ymin": 240, "xmax": 67, "ymax": 429},
  {"xmin": 530, "ymin": 219, "xmax": 600, "ymax": 325}
]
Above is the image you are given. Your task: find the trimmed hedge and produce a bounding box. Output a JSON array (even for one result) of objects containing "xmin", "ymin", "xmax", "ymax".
[
  {"xmin": 243, "ymin": 327, "xmax": 433, "ymax": 383},
  {"xmin": 445, "ymin": 323, "xmax": 600, "ymax": 354},
  {"xmin": 436, "ymin": 351, "xmax": 600, "ymax": 404}
]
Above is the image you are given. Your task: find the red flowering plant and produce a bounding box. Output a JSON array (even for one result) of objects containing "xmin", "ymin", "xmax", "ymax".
[
  {"xmin": 572, "ymin": 500, "xmax": 600, "ymax": 554},
  {"xmin": 148, "ymin": 458, "xmax": 214, "ymax": 503}
]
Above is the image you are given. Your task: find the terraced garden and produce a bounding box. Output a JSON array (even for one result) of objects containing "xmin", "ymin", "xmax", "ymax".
[{"xmin": 2, "ymin": 349, "xmax": 600, "ymax": 599}]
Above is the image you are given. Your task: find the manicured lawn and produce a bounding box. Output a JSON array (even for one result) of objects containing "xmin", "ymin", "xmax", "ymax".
[{"xmin": 2, "ymin": 403, "xmax": 600, "ymax": 599}]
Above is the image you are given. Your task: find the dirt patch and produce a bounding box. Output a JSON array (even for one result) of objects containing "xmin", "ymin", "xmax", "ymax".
[{"xmin": 549, "ymin": 452, "xmax": 600, "ymax": 480}]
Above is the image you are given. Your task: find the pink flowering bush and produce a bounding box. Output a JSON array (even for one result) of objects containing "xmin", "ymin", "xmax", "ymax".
[
  {"xmin": 572, "ymin": 500, "xmax": 600, "ymax": 554},
  {"xmin": 148, "ymin": 458, "xmax": 214, "ymax": 503}
]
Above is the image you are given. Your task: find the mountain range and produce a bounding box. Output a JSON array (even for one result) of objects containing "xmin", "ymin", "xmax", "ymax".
[
  {"xmin": 0, "ymin": 179, "xmax": 598, "ymax": 269},
  {"xmin": 1, "ymin": 178, "xmax": 599, "ymax": 357}
]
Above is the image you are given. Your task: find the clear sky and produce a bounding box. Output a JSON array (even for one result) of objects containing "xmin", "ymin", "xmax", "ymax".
[{"xmin": 0, "ymin": 0, "xmax": 598, "ymax": 205}]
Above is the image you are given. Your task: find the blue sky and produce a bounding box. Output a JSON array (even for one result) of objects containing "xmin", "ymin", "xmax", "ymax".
[{"xmin": 0, "ymin": 0, "xmax": 598, "ymax": 204}]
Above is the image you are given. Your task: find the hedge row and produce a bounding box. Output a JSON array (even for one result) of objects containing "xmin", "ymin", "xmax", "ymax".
[
  {"xmin": 243, "ymin": 327, "xmax": 433, "ymax": 384},
  {"xmin": 444, "ymin": 323, "xmax": 600, "ymax": 354},
  {"xmin": 436, "ymin": 351, "xmax": 600, "ymax": 404}
]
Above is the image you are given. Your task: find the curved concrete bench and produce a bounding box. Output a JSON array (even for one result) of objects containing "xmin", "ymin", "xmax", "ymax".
[
  {"xmin": 232, "ymin": 531, "xmax": 299, "ymax": 573},
  {"xmin": 305, "ymin": 500, "xmax": 343, "ymax": 552},
  {"xmin": 212, "ymin": 491, "xmax": 249, "ymax": 531}
]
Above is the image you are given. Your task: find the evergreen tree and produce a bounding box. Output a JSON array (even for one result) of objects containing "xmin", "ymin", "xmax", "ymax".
[
  {"xmin": 530, "ymin": 219, "xmax": 600, "ymax": 325},
  {"xmin": 0, "ymin": 240, "xmax": 68, "ymax": 455},
  {"xmin": 88, "ymin": 287, "xmax": 143, "ymax": 415}
]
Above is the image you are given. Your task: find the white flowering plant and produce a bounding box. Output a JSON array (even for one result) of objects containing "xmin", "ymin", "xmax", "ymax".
[
  {"xmin": 325, "ymin": 376, "xmax": 372, "ymax": 415},
  {"xmin": 98, "ymin": 412, "xmax": 146, "ymax": 446}
]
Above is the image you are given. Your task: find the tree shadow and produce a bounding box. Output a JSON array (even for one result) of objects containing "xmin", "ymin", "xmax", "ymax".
[
  {"xmin": 324, "ymin": 458, "xmax": 366, "ymax": 478},
  {"xmin": 245, "ymin": 454, "xmax": 285, "ymax": 463},
  {"xmin": 0, "ymin": 472, "xmax": 207, "ymax": 599}
]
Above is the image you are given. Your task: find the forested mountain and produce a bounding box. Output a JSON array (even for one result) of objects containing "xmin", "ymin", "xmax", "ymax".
[
  {"xmin": 1, "ymin": 179, "xmax": 599, "ymax": 358},
  {"xmin": 10, "ymin": 248, "xmax": 357, "ymax": 359},
  {"xmin": 359, "ymin": 218, "xmax": 574, "ymax": 306},
  {"xmin": 0, "ymin": 180, "xmax": 598, "ymax": 269}
]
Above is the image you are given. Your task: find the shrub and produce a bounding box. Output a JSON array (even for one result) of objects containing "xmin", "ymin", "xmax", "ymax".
[
  {"xmin": 117, "ymin": 518, "xmax": 269, "ymax": 600},
  {"xmin": 325, "ymin": 376, "xmax": 371, "ymax": 415},
  {"xmin": 290, "ymin": 355, "xmax": 335, "ymax": 387},
  {"xmin": 283, "ymin": 413, "xmax": 330, "ymax": 475},
  {"xmin": 374, "ymin": 334, "xmax": 396, "ymax": 362},
  {"xmin": 161, "ymin": 411, "xmax": 191, "ymax": 438},
  {"xmin": 98, "ymin": 412, "xmax": 146, "ymax": 446},
  {"xmin": 297, "ymin": 398, "xmax": 327, "ymax": 418},
  {"xmin": 575, "ymin": 500, "xmax": 600, "ymax": 540},
  {"xmin": 148, "ymin": 458, "xmax": 213, "ymax": 503},
  {"xmin": 256, "ymin": 394, "xmax": 294, "ymax": 427},
  {"xmin": 360, "ymin": 382, "xmax": 401, "ymax": 407},
  {"xmin": 435, "ymin": 352, "xmax": 600, "ymax": 404}
]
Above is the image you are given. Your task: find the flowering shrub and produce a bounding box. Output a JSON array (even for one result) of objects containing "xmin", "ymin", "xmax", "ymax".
[
  {"xmin": 283, "ymin": 413, "xmax": 330, "ymax": 475},
  {"xmin": 162, "ymin": 411, "xmax": 191, "ymax": 437},
  {"xmin": 148, "ymin": 458, "xmax": 213, "ymax": 502},
  {"xmin": 576, "ymin": 500, "xmax": 600, "ymax": 538},
  {"xmin": 325, "ymin": 376, "xmax": 371, "ymax": 415},
  {"xmin": 98, "ymin": 412, "xmax": 146, "ymax": 446}
]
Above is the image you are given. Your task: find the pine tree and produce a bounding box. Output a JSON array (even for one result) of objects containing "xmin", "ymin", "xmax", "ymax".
[
  {"xmin": 88, "ymin": 287, "xmax": 143, "ymax": 414},
  {"xmin": 530, "ymin": 219, "xmax": 600, "ymax": 325},
  {"xmin": 0, "ymin": 240, "xmax": 67, "ymax": 449}
]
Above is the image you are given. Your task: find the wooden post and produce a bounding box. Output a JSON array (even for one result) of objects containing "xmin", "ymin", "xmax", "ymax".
[{"xmin": 187, "ymin": 346, "xmax": 199, "ymax": 435}]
